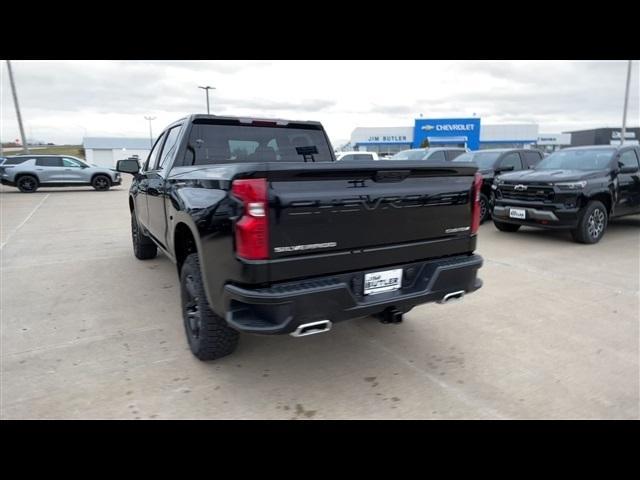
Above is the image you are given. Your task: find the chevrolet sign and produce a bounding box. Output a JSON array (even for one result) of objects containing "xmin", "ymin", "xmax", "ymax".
[
  {"xmin": 422, "ymin": 123, "xmax": 476, "ymax": 132},
  {"xmin": 413, "ymin": 118, "xmax": 481, "ymax": 150}
]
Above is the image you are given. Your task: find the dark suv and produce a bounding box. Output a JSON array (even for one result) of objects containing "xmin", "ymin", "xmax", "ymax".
[
  {"xmin": 452, "ymin": 148, "xmax": 544, "ymax": 222},
  {"xmin": 492, "ymin": 145, "xmax": 640, "ymax": 244}
]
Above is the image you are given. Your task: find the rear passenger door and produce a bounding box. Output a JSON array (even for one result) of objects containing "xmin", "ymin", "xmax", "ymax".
[
  {"xmin": 61, "ymin": 157, "xmax": 88, "ymax": 182},
  {"xmin": 616, "ymin": 148, "xmax": 640, "ymax": 215},
  {"xmin": 35, "ymin": 157, "xmax": 64, "ymax": 182},
  {"xmin": 146, "ymin": 124, "xmax": 183, "ymax": 244},
  {"xmin": 136, "ymin": 132, "xmax": 166, "ymax": 230}
]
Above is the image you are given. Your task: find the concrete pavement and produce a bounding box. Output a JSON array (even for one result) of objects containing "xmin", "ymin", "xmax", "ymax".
[{"xmin": 1, "ymin": 179, "xmax": 638, "ymax": 419}]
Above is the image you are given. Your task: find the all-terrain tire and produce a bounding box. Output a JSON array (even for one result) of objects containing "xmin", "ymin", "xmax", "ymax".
[
  {"xmin": 17, "ymin": 175, "xmax": 39, "ymax": 193},
  {"xmin": 92, "ymin": 174, "xmax": 111, "ymax": 191},
  {"xmin": 180, "ymin": 253, "xmax": 239, "ymax": 361},
  {"xmin": 570, "ymin": 200, "xmax": 608, "ymax": 244},
  {"xmin": 479, "ymin": 193, "xmax": 491, "ymax": 223},
  {"xmin": 131, "ymin": 212, "xmax": 157, "ymax": 259}
]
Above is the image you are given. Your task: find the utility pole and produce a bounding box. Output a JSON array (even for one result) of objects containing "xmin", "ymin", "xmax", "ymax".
[
  {"xmin": 198, "ymin": 86, "xmax": 216, "ymax": 114},
  {"xmin": 144, "ymin": 116, "xmax": 156, "ymax": 148},
  {"xmin": 6, "ymin": 60, "xmax": 30, "ymax": 154},
  {"xmin": 620, "ymin": 60, "xmax": 633, "ymax": 146}
]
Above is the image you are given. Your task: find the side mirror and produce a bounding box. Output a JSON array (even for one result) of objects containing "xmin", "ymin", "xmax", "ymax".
[
  {"xmin": 497, "ymin": 165, "xmax": 515, "ymax": 173},
  {"xmin": 619, "ymin": 166, "xmax": 639, "ymax": 174},
  {"xmin": 117, "ymin": 159, "xmax": 140, "ymax": 174}
]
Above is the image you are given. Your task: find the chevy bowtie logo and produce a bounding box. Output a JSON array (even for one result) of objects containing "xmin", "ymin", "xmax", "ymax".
[{"xmin": 421, "ymin": 125, "xmax": 435, "ymax": 131}]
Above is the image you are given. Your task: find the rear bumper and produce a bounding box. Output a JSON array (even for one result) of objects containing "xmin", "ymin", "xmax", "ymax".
[
  {"xmin": 223, "ymin": 253, "xmax": 483, "ymax": 334},
  {"xmin": 1, "ymin": 178, "xmax": 16, "ymax": 186}
]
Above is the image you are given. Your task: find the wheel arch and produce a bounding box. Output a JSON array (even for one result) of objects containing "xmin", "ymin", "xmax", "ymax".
[
  {"xmin": 14, "ymin": 172, "xmax": 40, "ymax": 184},
  {"xmin": 90, "ymin": 172, "xmax": 112, "ymax": 185},
  {"xmin": 585, "ymin": 191, "xmax": 613, "ymax": 215},
  {"xmin": 174, "ymin": 221, "xmax": 199, "ymax": 274}
]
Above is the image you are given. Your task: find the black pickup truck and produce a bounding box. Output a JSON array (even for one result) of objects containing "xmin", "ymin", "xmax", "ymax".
[
  {"xmin": 452, "ymin": 148, "xmax": 545, "ymax": 223},
  {"xmin": 117, "ymin": 114, "xmax": 484, "ymax": 360},
  {"xmin": 492, "ymin": 145, "xmax": 640, "ymax": 244}
]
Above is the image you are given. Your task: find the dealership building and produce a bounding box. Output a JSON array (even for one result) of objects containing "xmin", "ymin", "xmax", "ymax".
[
  {"xmin": 83, "ymin": 137, "xmax": 151, "ymax": 168},
  {"xmin": 565, "ymin": 127, "xmax": 640, "ymax": 147},
  {"xmin": 350, "ymin": 118, "xmax": 572, "ymax": 155}
]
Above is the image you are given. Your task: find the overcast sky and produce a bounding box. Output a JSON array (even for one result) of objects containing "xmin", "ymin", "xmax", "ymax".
[{"xmin": 1, "ymin": 60, "xmax": 638, "ymax": 147}]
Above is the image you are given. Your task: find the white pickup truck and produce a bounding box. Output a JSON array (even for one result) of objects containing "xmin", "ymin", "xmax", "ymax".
[{"xmin": 335, "ymin": 151, "xmax": 380, "ymax": 162}]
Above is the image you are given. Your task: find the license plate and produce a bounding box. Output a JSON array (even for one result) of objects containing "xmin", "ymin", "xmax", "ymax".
[
  {"xmin": 509, "ymin": 208, "xmax": 526, "ymax": 219},
  {"xmin": 364, "ymin": 268, "xmax": 403, "ymax": 295}
]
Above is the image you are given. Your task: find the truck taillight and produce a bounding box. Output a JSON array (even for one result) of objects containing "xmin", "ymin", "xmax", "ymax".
[
  {"xmin": 232, "ymin": 178, "xmax": 268, "ymax": 260},
  {"xmin": 470, "ymin": 172, "xmax": 483, "ymax": 234}
]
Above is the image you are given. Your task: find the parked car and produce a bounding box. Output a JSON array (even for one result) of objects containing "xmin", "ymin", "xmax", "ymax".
[
  {"xmin": 385, "ymin": 147, "xmax": 467, "ymax": 162},
  {"xmin": 491, "ymin": 145, "xmax": 640, "ymax": 244},
  {"xmin": 0, "ymin": 155, "xmax": 121, "ymax": 192},
  {"xmin": 116, "ymin": 114, "xmax": 484, "ymax": 360},
  {"xmin": 335, "ymin": 151, "xmax": 379, "ymax": 161},
  {"xmin": 452, "ymin": 148, "xmax": 545, "ymax": 223}
]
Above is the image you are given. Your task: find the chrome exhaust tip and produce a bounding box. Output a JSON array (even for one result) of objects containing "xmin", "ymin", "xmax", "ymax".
[
  {"xmin": 437, "ymin": 290, "xmax": 465, "ymax": 304},
  {"xmin": 290, "ymin": 320, "xmax": 332, "ymax": 337}
]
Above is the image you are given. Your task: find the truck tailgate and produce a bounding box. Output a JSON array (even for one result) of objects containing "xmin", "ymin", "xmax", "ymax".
[{"xmin": 267, "ymin": 162, "xmax": 478, "ymax": 261}]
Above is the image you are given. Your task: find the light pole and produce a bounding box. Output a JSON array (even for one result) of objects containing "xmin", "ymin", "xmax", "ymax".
[
  {"xmin": 144, "ymin": 116, "xmax": 156, "ymax": 148},
  {"xmin": 198, "ymin": 86, "xmax": 216, "ymax": 114},
  {"xmin": 620, "ymin": 60, "xmax": 633, "ymax": 146},
  {"xmin": 6, "ymin": 60, "xmax": 30, "ymax": 154}
]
